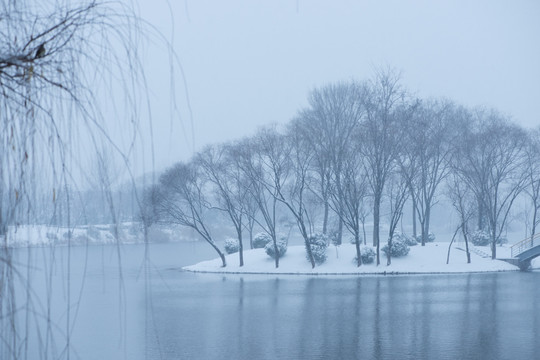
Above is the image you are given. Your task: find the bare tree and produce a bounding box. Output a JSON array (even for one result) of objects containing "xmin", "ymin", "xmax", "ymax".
[
  {"xmin": 329, "ymin": 128, "xmax": 368, "ymax": 267},
  {"xmin": 295, "ymin": 81, "xmax": 365, "ymax": 242},
  {"xmin": 243, "ymin": 127, "xmax": 319, "ymax": 268},
  {"xmin": 224, "ymin": 141, "xmax": 260, "ymax": 249},
  {"xmin": 196, "ymin": 144, "xmax": 251, "ymax": 266},
  {"xmin": 360, "ymin": 69, "xmax": 409, "ymax": 265},
  {"xmin": 385, "ymin": 171, "xmax": 409, "ymax": 266},
  {"xmin": 397, "ymin": 99, "xmax": 455, "ymax": 245},
  {"xmin": 524, "ymin": 127, "xmax": 540, "ymax": 237},
  {"xmin": 446, "ymin": 172, "xmax": 473, "ymax": 264},
  {"xmin": 156, "ymin": 162, "xmax": 226, "ymax": 267},
  {"xmin": 454, "ymin": 110, "xmax": 528, "ymax": 259},
  {"xmin": 233, "ymin": 134, "xmax": 283, "ymax": 268}
]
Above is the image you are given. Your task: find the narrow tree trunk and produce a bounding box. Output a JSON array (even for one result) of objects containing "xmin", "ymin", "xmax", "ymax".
[
  {"xmin": 249, "ymin": 225, "xmax": 254, "ymax": 249},
  {"xmin": 412, "ymin": 196, "xmax": 417, "ymax": 240},
  {"xmin": 531, "ymin": 204, "xmax": 538, "ymax": 238},
  {"xmin": 362, "ymin": 219, "xmax": 367, "ymax": 246},
  {"xmin": 337, "ymin": 216, "xmax": 343, "ymax": 245},
  {"xmin": 446, "ymin": 225, "xmax": 460, "ymax": 264},
  {"xmin": 373, "ymin": 193, "xmax": 381, "ymax": 265},
  {"xmin": 208, "ymin": 241, "xmax": 226, "ymax": 267},
  {"xmin": 355, "ymin": 231, "xmax": 362, "ymax": 267},
  {"xmin": 425, "ymin": 205, "xmax": 431, "ymax": 244},
  {"xmin": 419, "ymin": 219, "xmax": 426, "ymax": 246},
  {"xmin": 323, "ymin": 201, "xmax": 329, "ymax": 235},
  {"xmin": 477, "ymin": 197, "xmax": 485, "ymax": 231},
  {"xmin": 463, "ymin": 226, "xmax": 471, "ymax": 264},
  {"xmin": 301, "ymin": 223, "xmax": 316, "ymax": 269},
  {"xmin": 237, "ymin": 230, "xmax": 244, "ymax": 267},
  {"xmin": 387, "ymin": 236, "xmax": 392, "ymax": 266},
  {"xmin": 491, "ymin": 227, "xmax": 497, "ymax": 259}
]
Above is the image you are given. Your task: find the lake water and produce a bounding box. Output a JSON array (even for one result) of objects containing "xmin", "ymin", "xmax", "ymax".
[{"xmin": 7, "ymin": 241, "xmax": 540, "ymax": 360}]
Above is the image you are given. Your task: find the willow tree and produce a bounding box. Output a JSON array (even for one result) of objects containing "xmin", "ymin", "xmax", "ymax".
[{"xmin": 1, "ymin": 1, "xmax": 176, "ymax": 359}]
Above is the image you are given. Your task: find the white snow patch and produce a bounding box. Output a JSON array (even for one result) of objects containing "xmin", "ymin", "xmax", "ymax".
[{"xmin": 184, "ymin": 243, "xmax": 521, "ymax": 275}]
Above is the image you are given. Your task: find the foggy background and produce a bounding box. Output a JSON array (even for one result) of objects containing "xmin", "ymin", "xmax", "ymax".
[{"xmin": 137, "ymin": 0, "xmax": 539, "ymax": 175}]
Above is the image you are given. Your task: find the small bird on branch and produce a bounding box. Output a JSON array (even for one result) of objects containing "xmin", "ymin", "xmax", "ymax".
[{"xmin": 35, "ymin": 43, "xmax": 45, "ymax": 59}]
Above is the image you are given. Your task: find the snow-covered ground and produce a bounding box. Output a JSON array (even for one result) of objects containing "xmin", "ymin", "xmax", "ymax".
[
  {"xmin": 184, "ymin": 242, "xmax": 537, "ymax": 275},
  {"xmin": 2, "ymin": 223, "xmax": 191, "ymax": 247}
]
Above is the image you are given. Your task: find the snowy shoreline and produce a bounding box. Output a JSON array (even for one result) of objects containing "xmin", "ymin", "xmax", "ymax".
[{"xmin": 183, "ymin": 243, "xmax": 532, "ymax": 275}]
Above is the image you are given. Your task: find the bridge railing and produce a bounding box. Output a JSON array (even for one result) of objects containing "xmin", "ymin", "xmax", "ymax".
[{"xmin": 511, "ymin": 233, "xmax": 540, "ymax": 258}]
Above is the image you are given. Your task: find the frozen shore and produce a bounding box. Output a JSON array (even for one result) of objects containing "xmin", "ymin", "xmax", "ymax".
[{"xmin": 184, "ymin": 242, "xmax": 530, "ymax": 275}]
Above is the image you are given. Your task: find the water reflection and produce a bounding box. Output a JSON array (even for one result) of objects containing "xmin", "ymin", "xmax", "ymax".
[
  {"xmin": 155, "ymin": 273, "xmax": 539, "ymax": 360},
  {"xmin": 11, "ymin": 243, "xmax": 540, "ymax": 360}
]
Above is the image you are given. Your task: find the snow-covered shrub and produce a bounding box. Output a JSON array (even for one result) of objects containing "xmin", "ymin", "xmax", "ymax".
[
  {"xmin": 353, "ymin": 246, "xmax": 376, "ymax": 264},
  {"xmin": 348, "ymin": 235, "xmax": 364, "ymax": 245},
  {"xmin": 361, "ymin": 246, "xmax": 376, "ymax": 264},
  {"xmin": 393, "ymin": 232, "xmax": 417, "ymax": 246},
  {"xmin": 224, "ymin": 237, "xmax": 240, "ymax": 254},
  {"xmin": 471, "ymin": 230, "xmax": 490, "ymax": 246},
  {"xmin": 382, "ymin": 238, "xmax": 410, "ymax": 258},
  {"xmin": 253, "ymin": 232, "xmax": 272, "ymax": 249},
  {"xmin": 265, "ymin": 238, "xmax": 287, "ymax": 259},
  {"xmin": 307, "ymin": 233, "xmax": 329, "ymax": 265},
  {"xmin": 415, "ymin": 232, "xmax": 435, "ymax": 243}
]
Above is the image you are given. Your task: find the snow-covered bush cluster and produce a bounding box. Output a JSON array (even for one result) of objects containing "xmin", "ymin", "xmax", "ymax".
[
  {"xmin": 353, "ymin": 246, "xmax": 376, "ymax": 264},
  {"xmin": 393, "ymin": 232, "xmax": 417, "ymax": 246},
  {"xmin": 415, "ymin": 232, "xmax": 435, "ymax": 243},
  {"xmin": 253, "ymin": 232, "xmax": 272, "ymax": 249},
  {"xmin": 224, "ymin": 237, "xmax": 240, "ymax": 254},
  {"xmin": 471, "ymin": 230, "xmax": 490, "ymax": 246},
  {"xmin": 348, "ymin": 235, "xmax": 364, "ymax": 245},
  {"xmin": 471, "ymin": 230, "xmax": 507, "ymax": 246},
  {"xmin": 382, "ymin": 238, "xmax": 410, "ymax": 258},
  {"xmin": 265, "ymin": 238, "xmax": 287, "ymax": 259},
  {"xmin": 307, "ymin": 233, "xmax": 329, "ymax": 265}
]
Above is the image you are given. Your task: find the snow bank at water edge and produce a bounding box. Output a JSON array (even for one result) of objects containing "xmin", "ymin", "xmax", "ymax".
[{"xmin": 184, "ymin": 243, "xmax": 521, "ymax": 275}]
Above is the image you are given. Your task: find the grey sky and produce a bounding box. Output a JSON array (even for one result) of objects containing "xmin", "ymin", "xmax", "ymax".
[{"xmin": 138, "ymin": 0, "xmax": 540, "ymax": 174}]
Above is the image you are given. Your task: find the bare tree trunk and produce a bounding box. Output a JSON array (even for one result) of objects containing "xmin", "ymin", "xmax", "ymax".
[
  {"xmin": 209, "ymin": 241, "xmax": 226, "ymax": 267},
  {"xmin": 412, "ymin": 195, "xmax": 417, "ymax": 239},
  {"xmin": 373, "ymin": 194, "xmax": 379, "ymax": 247},
  {"xmin": 355, "ymin": 231, "xmax": 362, "ymax": 267},
  {"xmin": 337, "ymin": 216, "xmax": 343, "ymax": 245},
  {"xmin": 237, "ymin": 230, "xmax": 244, "ymax": 267},
  {"xmin": 446, "ymin": 225, "xmax": 461, "ymax": 264},
  {"xmin": 419, "ymin": 218, "xmax": 426, "ymax": 246},
  {"xmin": 463, "ymin": 226, "xmax": 471, "ymax": 264},
  {"xmin": 491, "ymin": 227, "xmax": 497, "ymax": 259},
  {"xmin": 477, "ymin": 197, "xmax": 486, "ymax": 231},
  {"xmin": 373, "ymin": 192, "xmax": 381, "ymax": 265},
  {"xmin": 387, "ymin": 236, "xmax": 392, "ymax": 266},
  {"xmin": 424, "ymin": 205, "xmax": 431, "ymax": 244},
  {"xmin": 299, "ymin": 222, "xmax": 316, "ymax": 269},
  {"xmin": 532, "ymin": 205, "xmax": 538, "ymax": 238},
  {"xmin": 323, "ymin": 201, "xmax": 329, "ymax": 235},
  {"xmin": 362, "ymin": 219, "xmax": 367, "ymax": 246}
]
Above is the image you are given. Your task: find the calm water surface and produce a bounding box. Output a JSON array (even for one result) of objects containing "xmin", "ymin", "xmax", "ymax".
[{"xmin": 12, "ymin": 242, "xmax": 540, "ymax": 360}]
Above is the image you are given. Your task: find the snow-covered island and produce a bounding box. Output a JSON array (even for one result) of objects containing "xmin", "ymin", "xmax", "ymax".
[{"xmin": 184, "ymin": 242, "xmax": 527, "ymax": 275}]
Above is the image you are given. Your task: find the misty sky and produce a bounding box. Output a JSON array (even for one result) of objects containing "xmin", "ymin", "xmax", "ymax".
[{"xmin": 136, "ymin": 0, "xmax": 540, "ymax": 174}]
